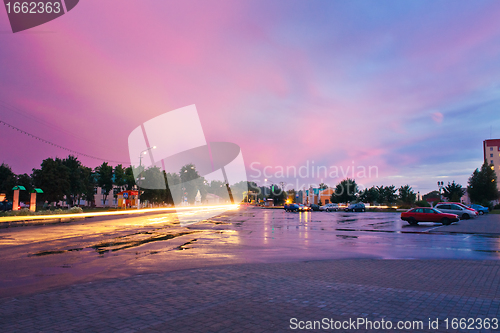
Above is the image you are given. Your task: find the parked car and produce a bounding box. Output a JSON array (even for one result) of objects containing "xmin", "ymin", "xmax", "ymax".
[
  {"xmin": 434, "ymin": 203, "xmax": 476, "ymax": 219},
  {"xmin": 436, "ymin": 202, "xmax": 478, "ymax": 216},
  {"xmin": 344, "ymin": 203, "xmax": 365, "ymax": 212},
  {"xmin": 0, "ymin": 201, "xmax": 12, "ymax": 211},
  {"xmin": 298, "ymin": 204, "xmax": 310, "ymax": 211},
  {"xmin": 468, "ymin": 204, "xmax": 489, "ymax": 215},
  {"xmin": 309, "ymin": 204, "xmax": 321, "ymax": 211},
  {"xmin": 401, "ymin": 207, "xmax": 459, "ymax": 225},
  {"xmin": 284, "ymin": 203, "xmax": 299, "ymax": 212},
  {"xmin": 320, "ymin": 203, "xmax": 339, "ymax": 212}
]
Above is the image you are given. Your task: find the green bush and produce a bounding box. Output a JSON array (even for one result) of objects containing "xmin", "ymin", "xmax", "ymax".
[
  {"xmin": 415, "ymin": 200, "xmax": 431, "ymax": 207},
  {"xmin": 16, "ymin": 208, "xmax": 32, "ymax": 216},
  {"xmin": 68, "ymin": 206, "xmax": 83, "ymax": 214},
  {"xmin": 2, "ymin": 208, "xmax": 34, "ymax": 217},
  {"xmin": 1, "ymin": 206, "xmax": 85, "ymax": 217}
]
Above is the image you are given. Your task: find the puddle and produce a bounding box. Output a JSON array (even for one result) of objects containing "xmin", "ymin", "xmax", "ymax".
[
  {"xmin": 30, "ymin": 232, "xmax": 195, "ymax": 256},
  {"xmin": 337, "ymin": 219, "xmax": 356, "ymax": 223},
  {"xmin": 31, "ymin": 250, "xmax": 67, "ymax": 256},
  {"xmin": 335, "ymin": 228, "xmax": 397, "ymax": 234},
  {"xmin": 176, "ymin": 239, "xmax": 198, "ymax": 250},
  {"xmin": 474, "ymin": 249, "xmax": 500, "ymax": 253},
  {"xmin": 91, "ymin": 232, "xmax": 194, "ymax": 254},
  {"xmin": 115, "ymin": 231, "xmax": 153, "ymax": 238},
  {"xmin": 207, "ymin": 220, "xmax": 231, "ymax": 225}
]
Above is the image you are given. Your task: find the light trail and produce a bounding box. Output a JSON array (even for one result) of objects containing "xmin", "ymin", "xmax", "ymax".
[{"xmin": 0, "ymin": 204, "xmax": 240, "ymax": 223}]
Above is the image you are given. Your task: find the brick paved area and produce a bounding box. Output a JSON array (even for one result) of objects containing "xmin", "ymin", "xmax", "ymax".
[{"xmin": 1, "ymin": 259, "xmax": 499, "ymax": 332}]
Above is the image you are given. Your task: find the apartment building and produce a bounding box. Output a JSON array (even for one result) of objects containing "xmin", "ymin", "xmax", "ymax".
[{"xmin": 484, "ymin": 139, "xmax": 500, "ymax": 191}]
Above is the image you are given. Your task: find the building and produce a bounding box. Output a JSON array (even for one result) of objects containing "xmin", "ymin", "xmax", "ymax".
[
  {"xmin": 303, "ymin": 187, "xmax": 335, "ymax": 205},
  {"xmin": 483, "ymin": 139, "xmax": 500, "ymax": 191},
  {"xmin": 304, "ymin": 187, "xmax": 319, "ymax": 204},
  {"xmin": 318, "ymin": 187, "xmax": 335, "ymax": 204},
  {"xmin": 94, "ymin": 186, "xmax": 119, "ymax": 207},
  {"xmin": 204, "ymin": 193, "xmax": 221, "ymax": 204},
  {"xmin": 74, "ymin": 186, "xmax": 122, "ymax": 207},
  {"xmin": 117, "ymin": 190, "xmax": 139, "ymax": 208}
]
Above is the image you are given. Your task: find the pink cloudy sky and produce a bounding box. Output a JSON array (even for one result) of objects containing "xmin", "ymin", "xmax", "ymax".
[{"xmin": 1, "ymin": 0, "xmax": 500, "ymax": 193}]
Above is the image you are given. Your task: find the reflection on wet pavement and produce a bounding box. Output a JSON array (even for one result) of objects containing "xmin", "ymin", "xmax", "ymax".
[{"xmin": 1, "ymin": 206, "xmax": 500, "ymax": 298}]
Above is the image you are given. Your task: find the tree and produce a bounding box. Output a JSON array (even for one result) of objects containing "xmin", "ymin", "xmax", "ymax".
[
  {"xmin": 0, "ymin": 163, "xmax": 17, "ymax": 201},
  {"xmin": 358, "ymin": 186, "xmax": 379, "ymax": 205},
  {"xmin": 377, "ymin": 185, "xmax": 397, "ymax": 206},
  {"xmin": 318, "ymin": 183, "xmax": 328, "ymax": 190},
  {"xmin": 95, "ymin": 162, "xmax": 113, "ymax": 205},
  {"xmin": 80, "ymin": 166, "xmax": 96, "ymax": 206},
  {"xmin": 468, "ymin": 160, "xmax": 498, "ymax": 204},
  {"xmin": 207, "ymin": 180, "xmax": 226, "ymax": 197},
  {"xmin": 385, "ymin": 186, "xmax": 397, "ymax": 205},
  {"xmin": 121, "ymin": 166, "xmax": 136, "ymax": 190},
  {"xmin": 165, "ymin": 171, "xmax": 181, "ymax": 205},
  {"xmin": 268, "ymin": 184, "xmax": 286, "ymax": 205},
  {"xmin": 247, "ymin": 182, "xmax": 263, "ymax": 201},
  {"xmin": 180, "ymin": 164, "xmax": 201, "ymax": 204},
  {"xmin": 32, "ymin": 158, "xmax": 70, "ymax": 205},
  {"xmin": 229, "ymin": 181, "xmax": 249, "ymax": 203},
  {"xmin": 124, "ymin": 166, "xmax": 137, "ymax": 190},
  {"xmin": 140, "ymin": 166, "xmax": 166, "ymax": 205},
  {"xmin": 442, "ymin": 181, "xmax": 465, "ymax": 202},
  {"xmin": 376, "ymin": 186, "xmax": 386, "ymax": 203},
  {"xmin": 398, "ymin": 185, "xmax": 416, "ymax": 206},
  {"xmin": 243, "ymin": 181, "xmax": 260, "ymax": 202},
  {"xmin": 331, "ymin": 178, "xmax": 358, "ymax": 204},
  {"xmin": 62, "ymin": 155, "xmax": 84, "ymax": 206},
  {"xmin": 113, "ymin": 164, "xmax": 127, "ymax": 191},
  {"xmin": 16, "ymin": 173, "xmax": 33, "ymax": 203},
  {"xmin": 287, "ymin": 189, "xmax": 296, "ymax": 203}
]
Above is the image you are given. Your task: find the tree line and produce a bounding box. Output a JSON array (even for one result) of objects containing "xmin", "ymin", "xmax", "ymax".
[
  {"xmin": 1, "ymin": 156, "xmax": 497, "ymax": 208},
  {"xmin": 328, "ymin": 160, "xmax": 498, "ymax": 207},
  {"xmin": 257, "ymin": 160, "xmax": 498, "ymax": 208},
  {"xmin": 0, "ymin": 155, "xmax": 249, "ymax": 207}
]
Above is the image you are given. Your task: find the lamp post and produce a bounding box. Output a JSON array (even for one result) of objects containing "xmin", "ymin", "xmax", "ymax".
[
  {"xmin": 137, "ymin": 146, "xmax": 156, "ymax": 209},
  {"xmin": 437, "ymin": 181, "xmax": 444, "ymax": 202}
]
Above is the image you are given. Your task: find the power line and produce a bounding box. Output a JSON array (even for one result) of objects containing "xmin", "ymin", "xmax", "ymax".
[
  {"xmin": 0, "ymin": 99, "xmax": 95, "ymax": 145},
  {"xmin": 0, "ymin": 119, "xmax": 130, "ymax": 165}
]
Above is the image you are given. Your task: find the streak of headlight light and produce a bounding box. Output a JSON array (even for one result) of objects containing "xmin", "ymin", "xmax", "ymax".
[{"xmin": 0, "ymin": 204, "xmax": 240, "ymax": 222}]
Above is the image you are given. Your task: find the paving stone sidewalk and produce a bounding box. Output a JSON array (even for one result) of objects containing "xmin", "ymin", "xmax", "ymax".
[{"xmin": 1, "ymin": 259, "xmax": 499, "ymax": 332}]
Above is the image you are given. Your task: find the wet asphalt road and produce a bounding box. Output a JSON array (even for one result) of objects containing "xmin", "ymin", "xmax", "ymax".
[{"xmin": 1, "ymin": 206, "xmax": 499, "ymax": 298}]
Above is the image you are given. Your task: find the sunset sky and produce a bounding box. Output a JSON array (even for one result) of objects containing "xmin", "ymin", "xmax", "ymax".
[{"xmin": 1, "ymin": 0, "xmax": 500, "ymax": 193}]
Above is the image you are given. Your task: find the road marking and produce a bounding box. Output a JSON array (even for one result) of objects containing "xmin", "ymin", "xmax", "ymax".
[{"xmin": 425, "ymin": 225, "xmax": 446, "ymax": 232}]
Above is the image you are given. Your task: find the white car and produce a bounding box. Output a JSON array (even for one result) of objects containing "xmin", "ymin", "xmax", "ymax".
[
  {"xmin": 320, "ymin": 203, "xmax": 339, "ymax": 212},
  {"xmin": 434, "ymin": 204, "xmax": 476, "ymax": 220}
]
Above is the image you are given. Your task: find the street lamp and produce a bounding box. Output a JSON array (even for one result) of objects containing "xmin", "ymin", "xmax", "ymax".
[
  {"xmin": 137, "ymin": 146, "xmax": 156, "ymax": 209},
  {"xmin": 437, "ymin": 181, "xmax": 444, "ymax": 202}
]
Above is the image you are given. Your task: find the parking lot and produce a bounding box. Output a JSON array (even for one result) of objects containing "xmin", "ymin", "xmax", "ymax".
[{"xmin": 1, "ymin": 206, "xmax": 499, "ymax": 332}]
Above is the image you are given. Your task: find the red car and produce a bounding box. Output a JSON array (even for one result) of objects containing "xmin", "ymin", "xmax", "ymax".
[{"xmin": 401, "ymin": 207, "xmax": 459, "ymax": 225}]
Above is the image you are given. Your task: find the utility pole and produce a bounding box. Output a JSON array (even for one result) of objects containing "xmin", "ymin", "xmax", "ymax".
[
  {"xmin": 437, "ymin": 181, "xmax": 444, "ymax": 203},
  {"xmin": 137, "ymin": 146, "xmax": 156, "ymax": 208}
]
